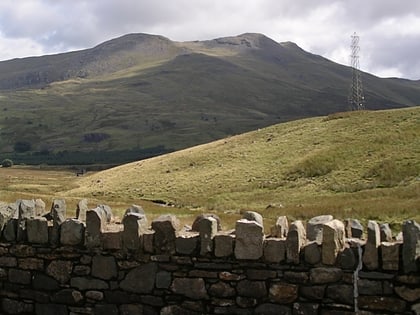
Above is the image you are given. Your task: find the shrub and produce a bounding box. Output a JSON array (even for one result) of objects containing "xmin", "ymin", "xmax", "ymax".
[{"xmin": 1, "ymin": 159, "xmax": 13, "ymax": 168}]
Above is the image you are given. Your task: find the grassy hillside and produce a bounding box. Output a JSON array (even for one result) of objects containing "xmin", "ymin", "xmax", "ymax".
[
  {"xmin": 66, "ymin": 107, "xmax": 420, "ymax": 227},
  {"xmin": 1, "ymin": 33, "xmax": 420, "ymax": 165}
]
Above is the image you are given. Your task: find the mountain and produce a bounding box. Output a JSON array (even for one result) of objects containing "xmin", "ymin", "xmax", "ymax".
[{"xmin": 0, "ymin": 33, "xmax": 419, "ymax": 165}]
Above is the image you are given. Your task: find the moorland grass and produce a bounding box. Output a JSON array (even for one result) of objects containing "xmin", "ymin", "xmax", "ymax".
[{"xmin": 59, "ymin": 107, "xmax": 420, "ymax": 229}]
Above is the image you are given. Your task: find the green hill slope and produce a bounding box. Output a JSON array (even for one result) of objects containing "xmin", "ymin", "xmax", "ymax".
[
  {"xmin": 67, "ymin": 107, "xmax": 420, "ymax": 225},
  {"xmin": 1, "ymin": 33, "xmax": 420, "ymax": 165}
]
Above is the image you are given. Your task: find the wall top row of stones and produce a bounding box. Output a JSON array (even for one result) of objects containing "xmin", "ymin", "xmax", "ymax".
[{"xmin": 0, "ymin": 198, "xmax": 419, "ymax": 274}]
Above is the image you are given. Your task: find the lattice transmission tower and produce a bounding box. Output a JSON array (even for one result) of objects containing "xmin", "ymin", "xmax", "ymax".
[{"xmin": 348, "ymin": 32, "xmax": 365, "ymax": 110}]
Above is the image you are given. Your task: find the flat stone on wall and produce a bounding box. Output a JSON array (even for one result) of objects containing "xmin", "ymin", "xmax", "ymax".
[
  {"xmin": 270, "ymin": 215, "xmax": 288, "ymax": 238},
  {"xmin": 381, "ymin": 241, "xmax": 401, "ymax": 271},
  {"xmin": 76, "ymin": 199, "xmax": 89, "ymax": 222},
  {"xmin": 264, "ymin": 238, "xmax": 286, "ymax": 263},
  {"xmin": 234, "ymin": 219, "xmax": 264, "ymax": 260},
  {"xmin": 307, "ymin": 215, "xmax": 333, "ymax": 244}
]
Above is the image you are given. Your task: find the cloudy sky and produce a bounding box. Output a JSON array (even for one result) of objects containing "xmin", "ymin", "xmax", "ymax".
[{"xmin": 0, "ymin": 0, "xmax": 419, "ymax": 79}]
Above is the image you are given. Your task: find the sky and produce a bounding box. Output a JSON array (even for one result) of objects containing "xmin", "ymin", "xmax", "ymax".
[{"xmin": 0, "ymin": 0, "xmax": 420, "ymax": 80}]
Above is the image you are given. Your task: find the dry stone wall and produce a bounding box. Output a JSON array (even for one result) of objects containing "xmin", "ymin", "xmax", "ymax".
[{"xmin": 0, "ymin": 199, "xmax": 419, "ymax": 315}]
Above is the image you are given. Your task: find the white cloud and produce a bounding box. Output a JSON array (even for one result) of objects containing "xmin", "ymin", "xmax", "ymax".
[{"xmin": 0, "ymin": 0, "xmax": 419, "ymax": 79}]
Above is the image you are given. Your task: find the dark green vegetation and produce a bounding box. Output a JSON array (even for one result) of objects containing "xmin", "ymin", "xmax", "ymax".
[{"xmin": 0, "ymin": 33, "xmax": 419, "ymax": 165}]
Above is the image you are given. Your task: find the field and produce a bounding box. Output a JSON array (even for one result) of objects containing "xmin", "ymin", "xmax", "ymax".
[{"xmin": 1, "ymin": 107, "xmax": 419, "ymax": 232}]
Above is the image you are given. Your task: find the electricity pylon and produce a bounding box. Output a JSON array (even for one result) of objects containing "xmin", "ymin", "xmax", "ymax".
[{"xmin": 348, "ymin": 32, "xmax": 365, "ymax": 110}]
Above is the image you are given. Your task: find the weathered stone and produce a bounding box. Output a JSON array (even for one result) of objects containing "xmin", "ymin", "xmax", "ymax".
[
  {"xmin": 142, "ymin": 231, "xmax": 154, "ymax": 253},
  {"xmin": 1, "ymin": 298, "xmax": 33, "ymax": 314},
  {"xmin": 70, "ymin": 277, "xmax": 108, "ymax": 290},
  {"xmin": 263, "ymin": 238, "xmax": 286, "ymax": 263},
  {"xmin": 152, "ymin": 214, "xmax": 181, "ymax": 254},
  {"xmin": 363, "ymin": 220, "xmax": 381, "ymax": 270},
  {"xmin": 326, "ymin": 284, "xmax": 354, "ymax": 305},
  {"xmin": 310, "ymin": 267, "xmax": 342, "ymax": 284},
  {"xmin": 35, "ymin": 303, "xmax": 68, "ymax": 315},
  {"xmin": 199, "ymin": 217, "xmax": 217, "ymax": 256},
  {"xmin": 358, "ymin": 271, "xmax": 395, "ymax": 280},
  {"xmin": 344, "ymin": 218, "xmax": 363, "ymax": 239},
  {"xmin": 46, "ymin": 260, "xmax": 73, "ymax": 283},
  {"xmin": 191, "ymin": 213, "xmax": 222, "ymax": 231},
  {"xmin": 86, "ymin": 290, "xmax": 104, "ymax": 301},
  {"xmin": 156, "ymin": 271, "xmax": 171, "ymax": 289},
  {"xmin": 246, "ymin": 269, "xmax": 276, "ymax": 280},
  {"xmin": 307, "ymin": 215, "xmax": 333, "ymax": 243},
  {"xmin": 176, "ymin": 233, "xmax": 199, "ymax": 255},
  {"xmin": 304, "ymin": 241, "xmax": 321, "ymax": 265},
  {"xmin": 60, "ymin": 219, "xmax": 85, "ymax": 246},
  {"xmin": 102, "ymin": 230, "xmax": 123, "ymax": 250},
  {"xmin": 95, "ymin": 305, "xmax": 117, "ymax": 315},
  {"xmin": 122, "ymin": 212, "xmax": 148, "ymax": 250},
  {"xmin": 234, "ymin": 219, "xmax": 264, "ymax": 260},
  {"xmin": 284, "ymin": 271, "xmax": 309, "ymax": 284},
  {"xmin": 3, "ymin": 218, "xmax": 17, "ymax": 241},
  {"xmin": 76, "ymin": 198, "xmax": 89, "ymax": 221},
  {"xmin": 402, "ymin": 220, "xmax": 420, "ymax": 273},
  {"xmin": 237, "ymin": 280, "xmax": 267, "ymax": 298},
  {"xmin": 52, "ymin": 289, "xmax": 83, "ymax": 305},
  {"xmin": 97, "ymin": 204, "xmax": 113, "ymax": 222},
  {"xmin": 171, "ymin": 278, "xmax": 208, "ymax": 299},
  {"xmin": 17, "ymin": 199, "xmax": 36, "ymax": 241},
  {"xmin": 9, "ymin": 268, "xmax": 31, "ymax": 284},
  {"xmin": 300, "ymin": 285, "xmax": 326, "ymax": 300},
  {"xmin": 322, "ymin": 219, "xmax": 345, "ymax": 265},
  {"xmin": 92, "ymin": 255, "xmax": 117, "ymax": 280},
  {"xmin": 397, "ymin": 274, "xmax": 420, "ymax": 285},
  {"xmin": 219, "ymin": 271, "xmax": 245, "ymax": 281},
  {"xmin": 26, "ymin": 217, "xmax": 49, "ymax": 244},
  {"xmin": 381, "ymin": 241, "xmax": 400, "ymax": 271},
  {"xmin": 357, "ymin": 279, "xmax": 383, "ymax": 295},
  {"xmin": 120, "ymin": 263, "xmax": 157, "ymax": 293},
  {"xmin": 209, "ymin": 282, "xmax": 236, "ymax": 297},
  {"xmin": 286, "ymin": 220, "xmax": 306, "ymax": 264},
  {"xmin": 73, "ymin": 265, "xmax": 91, "ymax": 276},
  {"xmin": 0, "ymin": 202, "xmax": 17, "ymax": 231},
  {"xmin": 380, "ymin": 223, "xmax": 393, "ymax": 242},
  {"xmin": 358, "ymin": 296, "xmax": 406, "ymax": 313},
  {"xmin": 124, "ymin": 204, "xmax": 145, "ymax": 216},
  {"xmin": 214, "ymin": 234, "xmax": 234, "ymax": 257},
  {"xmin": 269, "ymin": 283, "xmax": 298, "ymax": 303},
  {"xmin": 18, "ymin": 258, "xmax": 44, "ymax": 270},
  {"xmin": 33, "ymin": 198, "xmax": 45, "ymax": 216},
  {"xmin": 0, "ymin": 256, "xmax": 17, "ymax": 267},
  {"xmin": 236, "ymin": 296, "xmax": 257, "ymax": 308},
  {"xmin": 255, "ymin": 303, "xmax": 291, "ymax": 315},
  {"xmin": 270, "ymin": 215, "xmax": 288, "ymax": 238},
  {"xmin": 50, "ymin": 199, "xmax": 66, "ymax": 245},
  {"xmin": 339, "ymin": 246, "xmax": 357, "ymax": 270},
  {"xmin": 395, "ymin": 286, "xmax": 420, "ymax": 302},
  {"xmin": 119, "ymin": 304, "xmax": 143, "ymax": 315},
  {"xmin": 242, "ymin": 211, "xmax": 264, "ymax": 230},
  {"xmin": 33, "ymin": 273, "xmax": 60, "ymax": 290},
  {"xmin": 293, "ymin": 303, "xmax": 319, "ymax": 315},
  {"xmin": 9, "ymin": 244, "xmax": 35, "ymax": 257},
  {"xmin": 85, "ymin": 207, "xmax": 107, "ymax": 248}
]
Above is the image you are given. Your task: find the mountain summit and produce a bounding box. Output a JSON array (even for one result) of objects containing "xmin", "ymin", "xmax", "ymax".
[{"xmin": 0, "ymin": 33, "xmax": 419, "ymax": 164}]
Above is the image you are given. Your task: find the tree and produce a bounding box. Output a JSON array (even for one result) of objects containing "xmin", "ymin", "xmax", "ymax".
[{"xmin": 1, "ymin": 159, "xmax": 13, "ymax": 167}]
